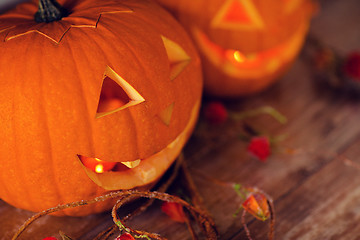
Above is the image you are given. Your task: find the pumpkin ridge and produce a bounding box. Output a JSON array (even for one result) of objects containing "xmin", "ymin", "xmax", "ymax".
[
  {"xmin": 88, "ymin": 12, "xmax": 187, "ymax": 159},
  {"xmin": 117, "ymin": 9, "xmax": 184, "ymax": 95},
  {"xmin": 59, "ymin": 39, "xmax": 103, "ymax": 211},
  {"xmin": 10, "ymin": 46, "xmax": 40, "ymax": 210},
  {"xmin": 1, "ymin": 95, "xmax": 17, "ymax": 203},
  {"xmin": 106, "ymin": 33, "xmax": 143, "ymax": 156},
  {"xmin": 114, "ymin": 32, "xmax": 178, "ymax": 157},
  {"xmin": 38, "ymin": 58, "xmax": 65, "ymax": 209},
  {"xmin": 64, "ymin": 38, "xmax": 97, "ymax": 158},
  {"xmin": 68, "ymin": 28, "xmax": 140, "ymax": 162},
  {"xmin": 127, "ymin": 107, "xmax": 141, "ymax": 161}
]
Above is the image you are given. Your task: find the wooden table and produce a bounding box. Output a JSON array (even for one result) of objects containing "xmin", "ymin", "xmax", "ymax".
[{"xmin": 1, "ymin": 0, "xmax": 360, "ymax": 239}]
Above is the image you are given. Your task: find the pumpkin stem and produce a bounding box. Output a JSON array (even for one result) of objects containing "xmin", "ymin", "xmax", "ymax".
[{"xmin": 34, "ymin": 0, "xmax": 68, "ymax": 23}]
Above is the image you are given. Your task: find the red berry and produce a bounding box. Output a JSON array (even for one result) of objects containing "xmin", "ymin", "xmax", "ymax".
[
  {"xmin": 161, "ymin": 201, "xmax": 186, "ymax": 223},
  {"xmin": 42, "ymin": 237, "xmax": 58, "ymax": 240},
  {"xmin": 343, "ymin": 51, "xmax": 360, "ymax": 81},
  {"xmin": 116, "ymin": 232, "xmax": 135, "ymax": 240},
  {"xmin": 204, "ymin": 101, "xmax": 228, "ymax": 125},
  {"xmin": 314, "ymin": 48, "xmax": 334, "ymax": 70},
  {"xmin": 247, "ymin": 136, "xmax": 271, "ymax": 162}
]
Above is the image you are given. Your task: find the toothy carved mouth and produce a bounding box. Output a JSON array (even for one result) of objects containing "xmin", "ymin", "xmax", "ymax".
[
  {"xmin": 78, "ymin": 155, "xmax": 141, "ymax": 173},
  {"xmin": 192, "ymin": 20, "xmax": 308, "ymax": 79},
  {"xmin": 78, "ymin": 101, "xmax": 200, "ymax": 190}
]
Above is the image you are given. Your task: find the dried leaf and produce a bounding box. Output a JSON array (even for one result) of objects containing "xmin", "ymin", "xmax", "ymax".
[
  {"xmin": 161, "ymin": 201, "xmax": 186, "ymax": 223},
  {"xmin": 204, "ymin": 101, "xmax": 228, "ymax": 125},
  {"xmin": 59, "ymin": 231, "xmax": 74, "ymax": 240},
  {"xmin": 242, "ymin": 193, "xmax": 270, "ymax": 221}
]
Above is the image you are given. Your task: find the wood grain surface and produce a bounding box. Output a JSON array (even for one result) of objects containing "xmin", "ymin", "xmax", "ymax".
[{"xmin": 1, "ymin": 0, "xmax": 360, "ymax": 239}]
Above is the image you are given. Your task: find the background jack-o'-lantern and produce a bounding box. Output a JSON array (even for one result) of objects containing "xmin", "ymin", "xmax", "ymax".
[
  {"xmin": 0, "ymin": 0, "xmax": 202, "ymax": 216},
  {"xmin": 155, "ymin": 0, "xmax": 315, "ymax": 96}
]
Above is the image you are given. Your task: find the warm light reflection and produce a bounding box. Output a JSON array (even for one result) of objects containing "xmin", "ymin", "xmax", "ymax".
[
  {"xmin": 95, "ymin": 164, "xmax": 104, "ymax": 173},
  {"xmin": 194, "ymin": 22, "xmax": 307, "ymax": 78},
  {"xmin": 225, "ymin": 49, "xmax": 248, "ymax": 65},
  {"xmin": 80, "ymin": 101, "xmax": 200, "ymax": 190},
  {"xmin": 233, "ymin": 50, "xmax": 246, "ymax": 63},
  {"xmin": 94, "ymin": 158, "xmax": 105, "ymax": 173},
  {"xmin": 79, "ymin": 131, "xmax": 186, "ymax": 174},
  {"xmin": 79, "ymin": 155, "xmax": 144, "ymax": 173},
  {"xmin": 79, "ymin": 155, "xmax": 117, "ymax": 173}
]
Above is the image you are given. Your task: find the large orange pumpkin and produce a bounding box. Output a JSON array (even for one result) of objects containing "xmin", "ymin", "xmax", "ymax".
[
  {"xmin": 155, "ymin": 0, "xmax": 315, "ymax": 96},
  {"xmin": 0, "ymin": 0, "xmax": 202, "ymax": 216}
]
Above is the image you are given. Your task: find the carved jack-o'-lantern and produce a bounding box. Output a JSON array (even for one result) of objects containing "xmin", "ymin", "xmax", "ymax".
[
  {"xmin": 0, "ymin": 0, "xmax": 202, "ymax": 216},
  {"xmin": 155, "ymin": 0, "xmax": 315, "ymax": 96}
]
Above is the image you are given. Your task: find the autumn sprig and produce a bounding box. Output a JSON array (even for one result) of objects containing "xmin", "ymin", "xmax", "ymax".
[
  {"xmin": 233, "ymin": 185, "xmax": 275, "ymax": 240},
  {"xmin": 204, "ymin": 102, "xmax": 287, "ymax": 126},
  {"xmin": 19, "ymin": 156, "xmax": 217, "ymax": 240},
  {"xmin": 305, "ymin": 35, "xmax": 360, "ymax": 97},
  {"xmin": 203, "ymin": 101, "xmax": 287, "ymax": 162}
]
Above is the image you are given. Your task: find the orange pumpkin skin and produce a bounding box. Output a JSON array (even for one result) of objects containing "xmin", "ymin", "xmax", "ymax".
[
  {"xmin": 155, "ymin": 0, "xmax": 315, "ymax": 96},
  {"xmin": 0, "ymin": 0, "xmax": 202, "ymax": 216}
]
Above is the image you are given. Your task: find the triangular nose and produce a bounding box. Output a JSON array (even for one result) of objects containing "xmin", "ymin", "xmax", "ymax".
[
  {"xmin": 211, "ymin": 0, "xmax": 264, "ymax": 30},
  {"xmin": 222, "ymin": 0, "xmax": 253, "ymax": 24}
]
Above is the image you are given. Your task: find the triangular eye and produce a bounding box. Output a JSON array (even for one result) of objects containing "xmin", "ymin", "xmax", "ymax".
[
  {"xmin": 282, "ymin": 0, "xmax": 302, "ymax": 13},
  {"xmin": 161, "ymin": 35, "xmax": 191, "ymax": 81},
  {"xmin": 211, "ymin": 0, "xmax": 264, "ymax": 30},
  {"xmin": 158, "ymin": 102, "xmax": 175, "ymax": 126},
  {"xmin": 96, "ymin": 66, "xmax": 145, "ymax": 118}
]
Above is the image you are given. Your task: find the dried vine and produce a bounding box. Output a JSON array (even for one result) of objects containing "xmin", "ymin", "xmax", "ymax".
[
  {"xmin": 111, "ymin": 191, "xmax": 217, "ymax": 240},
  {"xmin": 240, "ymin": 189, "xmax": 275, "ymax": 240},
  {"xmin": 11, "ymin": 154, "xmax": 217, "ymax": 240},
  {"xmin": 94, "ymin": 155, "xmax": 185, "ymax": 240}
]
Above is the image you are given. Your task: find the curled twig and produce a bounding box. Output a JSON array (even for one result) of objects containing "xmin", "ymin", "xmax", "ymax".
[
  {"xmin": 180, "ymin": 160, "xmax": 219, "ymax": 239},
  {"xmin": 241, "ymin": 189, "xmax": 275, "ymax": 240},
  {"xmin": 111, "ymin": 191, "xmax": 218, "ymax": 240},
  {"xmin": 242, "ymin": 210, "xmax": 253, "ymax": 240},
  {"xmin": 12, "ymin": 154, "xmax": 217, "ymax": 240},
  {"xmin": 12, "ymin": 190, "xmax": 217, "ymax": 240},
  {"xmin": 12, "ymin": 193, "xmax": 120, "ymax": 240},
  {"xmin": 94, "ymin": 155, "xmax": 185, "ymax": 240},
  {"xmin": 230, "ymin": 106, "xmax": 287, "ymax": 124},
  {"xmin": 341, "ymin": 155, "xmax": 360, "ymax": 170}
]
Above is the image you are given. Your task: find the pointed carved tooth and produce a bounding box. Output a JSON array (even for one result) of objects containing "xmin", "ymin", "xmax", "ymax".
[
  {"xmin": 158, "ymin": 102, "xmax": 175, "ymax": 126},
  {"xmin": 120, "ymin": 159, "xmax": 141, "ymax": 168},
  {"xmin": 167, "ymin": 135, "xmax": 180, "ymax": 149}
]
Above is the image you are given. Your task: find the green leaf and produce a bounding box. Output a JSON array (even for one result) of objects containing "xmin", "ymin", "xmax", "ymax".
[
  {"xmin": 233, "ymin": 183, "xmax": 246, "ymax": 199},
  {"xmin": 230, "ymin": 106, "xmax": 287, "ymax": 124},
  {"xmin": 59, "ymin": 231, "xmax": 74, "ymax": 240}
]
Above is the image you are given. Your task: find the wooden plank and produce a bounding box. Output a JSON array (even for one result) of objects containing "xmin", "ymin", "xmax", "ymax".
[{"xmin": 234, "ymin": 138, "xmax": 360, "ymax": 239}]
